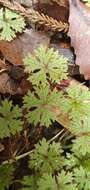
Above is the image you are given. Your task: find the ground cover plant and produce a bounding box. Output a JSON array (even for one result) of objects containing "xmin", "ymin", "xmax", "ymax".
[
  {"xmin": 0, "ymin": 45, "xmax": 90, "ymax": 190},
  {"xmin": 0, "ymin": 0, "xmax": 90, "ymax": 190},
  {"xmin": 82, "ymin": 0, "xmax": 90, "ymax": 7}
]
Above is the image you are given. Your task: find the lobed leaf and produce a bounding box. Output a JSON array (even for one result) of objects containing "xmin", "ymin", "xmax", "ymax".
[
  {"xmin": 29, "ymin": 138, "xmax": 63, "ymax": 174},
  {"xmin": 23, "ymin": 45, "xmax": 68, "ymax": 86},
  {"xmin": 23, "ymin": 85, "xmax": 63, "ymax": 127},
  {"xmin": 0, "ymin": 164, "xmax": 14, "ymax": 190},
  {"xmin": 0, "ymin": 99, "xmax": 22, "ymax": 138},
  {"xmin": 0, "ymin": 8, "xmax": 25, "ymax": 41}
]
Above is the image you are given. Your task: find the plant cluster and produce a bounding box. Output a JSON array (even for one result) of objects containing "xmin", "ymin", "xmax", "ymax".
[
  {"xmin": 0, "ymin": 45, "xmax": 90, "ymax": 189},
  {"xmin": 0, "ymin": 1, "xmax": 90, "ymax": 190},
  {"xmin": 20, "ymin": 138, "xmax": 90, "ymax": 190},
  {"xmin": 1, "ymin": 137, "xmax": 90, "ymax": 190},
  {"xmin": 0, "ymin": 164, "xmax": 14, "ymax": 190}
]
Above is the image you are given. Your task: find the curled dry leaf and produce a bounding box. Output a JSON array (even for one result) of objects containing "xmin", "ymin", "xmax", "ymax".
[{"xmin": 69, "ymin": 0, "xmax": 90, "ymax": 79}]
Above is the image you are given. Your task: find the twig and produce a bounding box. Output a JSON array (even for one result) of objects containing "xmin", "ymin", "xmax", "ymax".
[
  {"xmin": 0, "ymin": 0, "xmax": 69, "ymax": 32},
  {"xmin": 49, "ymin": 129, "xmax": 65, "ymax": 142},
  {"xmin": 2, "ymin": 149, "xmax": 33, "ymax": 165},
  {"xmin": 2, "ymin": 129, "xmax": 64, "ymax": 165},
  {"xmin": 0, "ymin": 69, "xmax": 7, "ymax": 73},
  {"xmin": 29, "ymin": 11, "xmax": 69, "ymax": 32}
]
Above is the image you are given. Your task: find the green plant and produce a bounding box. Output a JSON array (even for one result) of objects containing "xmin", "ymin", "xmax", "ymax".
[
  {"xmin": 21, "ymin": 46, "xmax": 90, "ymax": 190},
  {"xmin": 29, "ymin": 138, "xmax": 63, "ymax": 173},
  {"xmin": 60, "ymin": 84, "xmax": 90, "ymax": 119},
  {"xmin": 0, "ymin": 0, "xmax": 89, "ymax": 189},
  {"xmin": 20, "ymin": 138, "xmax": 90, "ymax": 190},
  {"xmin": 82, "ymin": 0, "xmax": 90, "ymax": 7},
  {"xmin": 0, "ymin": 164, "xmax": 14, "ymax": 190},
  {"xmin": 59, "ymin": 84, "xmax": 90, "ymax": 133},
  {"xmin": 23, "ymin": 85, "xmax": 63, "ymax": 127},
  {"xmin": 0, "ymin": 99, "xmax": 22, "ymax": 138},
  {"xmin": 23, "ymin": 46, "xmax": 68, "ymax": 86},
  {"xmin": 23, "ymin": 45, "xmax": 68, "ymax": 127},
  {"xmin": 74, "ymin": 166, "xmax": 90, "ymax": 190},
  {"xmin": 0, "ymin": 7, "xmax": 25, "ymax": 41},
  {"xmin": 0, "ymin": 46, "xmax": 90, "ymax": 190}
]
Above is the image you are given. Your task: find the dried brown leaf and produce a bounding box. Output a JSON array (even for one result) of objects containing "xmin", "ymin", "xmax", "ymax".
[{"xmin": 69, "ymin": 0, "xmax": 90, "ymax": 79}]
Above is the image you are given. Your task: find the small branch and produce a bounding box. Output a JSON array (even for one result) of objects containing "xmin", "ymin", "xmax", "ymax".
[
  {"xmin": 2, "ymin": 129, "xmax": 65, "ymax": 165},
  {"xmin": 29, "ymin": 11, "xmax": 69, "ymax": 32},
  {"xmin": 49, "ymin": 129, "xmax": 65, "ymax": 142},
  {"xmin": 0, "ymin": 0, "xmax": 69, "ymax": 33},
  {"xmin": 2, "ymin": 149, "xmax": 33, "ymax": 165}
]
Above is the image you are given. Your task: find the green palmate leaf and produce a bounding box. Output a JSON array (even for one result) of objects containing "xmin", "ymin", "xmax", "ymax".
[
  {"xmin": 74, "ymin": 166, "xmax": 90, "ymax": 190},
  {"xmin": 60, "ymin": 84, "xmax": 90, "ymax": 133},
  {"xmin": 37, "ymin": 172, "xmax": 75, "ymax": 190},
  {"xmin": 57, "ymin": 170, "xmax": 78, "ymax": 190},
  {"xmin": 68, "ymin": 152, "xmax": 90, "ymax": 172},
  {"xmin": 82, "ymin": 158, "xmax": 90, "ymax": 171},
  {"xmin": 72, "ymin": 135, "xmax": 90, "ymax": 156},
  {"xmin": 64, "ymin": 153, "xmax": 80, "ymax": 170},
  {"xmin": 60, "ymin": 84, "xmax": 90, "ymax": 119},
  {"xmin": 21, "ymin": 175, "xmax": 38, "ymax": 190},
  {"xmin": 23, "ymin": 85, "xmax": 62, "ymax": 127},
  {"xmin": 0, "ymin": 99, "xmax": 22, "ymax": 138},
  {"xmin": 21, "ymin": 173, "xmax": 78, "ymax": 190},
  {"xmin": 70, "ymin": 116, "xmax": 90, "ymax": 135},
  {"xmin": 0, "ymin": 8, "xmax": 25, "ymax": 41},
  {"xmin": 23, "ymin": 45, "xmax": 68, "ymax": 86},
  {"xmin": 0, "ymin": 164, "xmax": 14, "ymax": 190},
  {"xmin": 29, "ymin": 138, "xmax": 63, "ymax": 174},
  {"xmin": 37, "ymin": 174, "xmax": 57, "ymax": 190},
  {"xmin": 61, "ymin": 85, "xmax": 90, "ymax": 135},
  {"xmin": 64, "ymin": 152, "xmax": 90, "ymax": 171}
]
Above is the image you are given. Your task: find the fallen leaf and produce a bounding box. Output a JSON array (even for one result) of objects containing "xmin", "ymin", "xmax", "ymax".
[
  {"xmin": 69, "ymin": 0, "xmax": 90, "ymax": 79},
  {"xmin": 0, "ymin": 29, "xmax": 50, "ymax": 65},
  {"xmin": 0, "ymin": 72, "xmax": 30, "ymax": 95}
]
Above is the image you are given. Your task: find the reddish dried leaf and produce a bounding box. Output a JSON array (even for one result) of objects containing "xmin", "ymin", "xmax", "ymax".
[
  {"xmin": 69, "ymin": 0, "xmax": 90, "ymax": 79},
  {"xmin": 0, "ymin": 29, "xmax": 50, "ymax": 65},
  {"xmin": 0, "ymin": 72, "xmax": 30, "ymax": 95}
]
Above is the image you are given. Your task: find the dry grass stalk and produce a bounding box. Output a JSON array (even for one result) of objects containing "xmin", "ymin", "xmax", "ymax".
[
  {"xmin": 29, "ymin": 10, "xmax": 69, "ymax": 32},
  {"xmin": 0, "ymin": 0, "xmax": 69, "ymax": 32}
]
